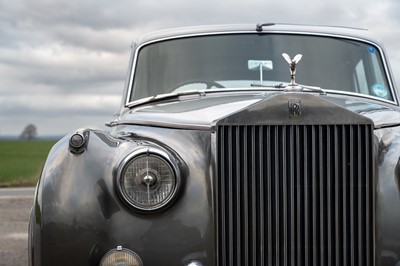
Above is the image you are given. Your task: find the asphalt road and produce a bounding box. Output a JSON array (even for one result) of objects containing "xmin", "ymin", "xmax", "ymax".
[{"xmin": 0, "ymin": 187, "xmax": 35, "ymax": 266}]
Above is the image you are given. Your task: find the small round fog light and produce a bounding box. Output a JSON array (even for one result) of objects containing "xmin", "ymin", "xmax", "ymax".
[
  {"xmin": 70, "ymin": 133, "xmax": 85, "ymax": 148},
  {"xmin": 69, "ymin": 132, "xmax": 87, "ymax": 154},
  {"xmin": 100, "ymin": 247, "xmax": 143, "ymax": 266},
  {"xmin": 187, "ymin": 261, "xmax": 203, "ymax": 266}
]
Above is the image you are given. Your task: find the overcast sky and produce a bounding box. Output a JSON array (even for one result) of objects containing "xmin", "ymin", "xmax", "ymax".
[{"xmin": 1, "ymin": 0, "xmax": 400, "ymax": 137}]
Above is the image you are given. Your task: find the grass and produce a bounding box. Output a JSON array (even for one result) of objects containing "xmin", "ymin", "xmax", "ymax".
[{"xmin": 0, "ymin": 140, "xmax": 57, "ymax": 187}]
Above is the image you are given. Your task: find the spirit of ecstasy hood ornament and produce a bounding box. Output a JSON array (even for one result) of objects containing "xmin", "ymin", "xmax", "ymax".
[{"xmin": 282, "ymin": 53, "xmax": 303, "ymax": 87}]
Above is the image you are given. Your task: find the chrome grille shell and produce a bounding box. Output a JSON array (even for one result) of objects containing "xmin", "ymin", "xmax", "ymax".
[{"xmin": 215, "ymin": 94, "xmax": 375, "ymax": 265}]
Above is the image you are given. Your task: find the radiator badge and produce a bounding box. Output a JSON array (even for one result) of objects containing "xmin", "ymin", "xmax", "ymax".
[{"xmin": 288, "ymin": 98, "xmax": 301, "ymax": 120}]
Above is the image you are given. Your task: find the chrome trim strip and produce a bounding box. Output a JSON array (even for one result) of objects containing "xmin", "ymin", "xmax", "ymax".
[{"xmin": 115, "ymin": 120, "xmax": 211, "ymax": 131}]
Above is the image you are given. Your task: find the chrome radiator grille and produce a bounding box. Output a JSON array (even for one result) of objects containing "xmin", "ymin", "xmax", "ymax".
[{"xmin": 216, "ymin": 124, "xmax": 374, "ymax": 266}]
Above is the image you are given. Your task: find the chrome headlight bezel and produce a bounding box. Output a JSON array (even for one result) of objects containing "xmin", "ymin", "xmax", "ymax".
[{"xmin": 116, "ymin": 147, "xmax": 182, "ymax": 213}]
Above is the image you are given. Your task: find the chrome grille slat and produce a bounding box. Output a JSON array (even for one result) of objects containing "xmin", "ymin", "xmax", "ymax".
[{"xmin": 216, "ymin": 124, "xmax": 374, "ymax": 266}]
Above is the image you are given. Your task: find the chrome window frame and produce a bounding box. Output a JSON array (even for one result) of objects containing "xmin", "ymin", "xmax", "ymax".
[{"xmin": 125, "ymin": 30, "xmax": 399, "ymax": 107}]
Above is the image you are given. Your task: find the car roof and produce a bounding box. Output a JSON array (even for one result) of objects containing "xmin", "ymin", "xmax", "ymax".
[{"xmin": 135, "ymin": 23, "xmax": 382, "ymax": 46}]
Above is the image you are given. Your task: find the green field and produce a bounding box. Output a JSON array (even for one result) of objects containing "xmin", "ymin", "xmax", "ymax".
[{"xmin": 0, "ymin": 140, "xmax": 57, "ymax": 187}]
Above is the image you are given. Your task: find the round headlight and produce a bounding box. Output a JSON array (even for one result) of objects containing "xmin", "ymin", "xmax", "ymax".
[
  {"xmin": 117, "ymin": 147, "xmax": 181, "ymax": 212},
  {"xmin": 100, "ymin": 247, "xmax": 143, "ymax": 266}
]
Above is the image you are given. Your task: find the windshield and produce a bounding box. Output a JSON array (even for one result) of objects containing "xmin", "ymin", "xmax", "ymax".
[{"xmin": 130, "ymin": 33, "xmax": 393, "ymax": 102}]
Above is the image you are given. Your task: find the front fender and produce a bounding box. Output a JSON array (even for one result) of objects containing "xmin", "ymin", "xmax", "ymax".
[
  {"xmin": 376, "ymin": 126, "xmax": 400, "ymax": 265},
  {"xmin": 29, "ymin": 131, "xmax": 126, "ymax": 265},
  {"xmin": 29, "ymin": 127, "xmax": 214, "ymax": 266}
]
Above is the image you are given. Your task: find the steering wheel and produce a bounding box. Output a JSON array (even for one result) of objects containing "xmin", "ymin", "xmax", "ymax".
[{"xmin": 171, "ymin": 80, "xmax": 225, "ymax": 91}]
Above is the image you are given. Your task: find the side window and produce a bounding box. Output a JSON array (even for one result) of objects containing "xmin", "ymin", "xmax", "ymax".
[
  {"xmin": 369, "ymin": 50, "xmax": 392, "ymax": 100},
  {"xmin": 370, "ymin": 52, "xmax": 386, "ymax": 85},
  {"xmin": 354, "ymin": 60, "xmax": 368, "ymax": 95},
  {"xmin": 352, "ymin": 46, "xmax": 392, "ymax": 101}
]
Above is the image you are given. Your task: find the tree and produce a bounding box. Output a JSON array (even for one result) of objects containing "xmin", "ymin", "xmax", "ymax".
[{"xmin": 20, "ymin": 124, "xmax": 38, "ymax": 139}]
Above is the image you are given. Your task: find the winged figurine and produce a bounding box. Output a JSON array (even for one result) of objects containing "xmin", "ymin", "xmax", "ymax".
[{"xmin": 282, "ymin": 53, "xmax": 303, "ymax": 86}]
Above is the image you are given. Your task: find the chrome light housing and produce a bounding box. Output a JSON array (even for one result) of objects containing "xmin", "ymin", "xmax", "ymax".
[
  {"xmin": 69, "ymin": 131, "xmax": 90, "ymax": 154},
  {"xmin": 117, "ymin": 147, "xmax": 182, "ymax": 212},
  {"xmin": 100, "ymin": 246, "xmax": 143, "ymax": 266}
]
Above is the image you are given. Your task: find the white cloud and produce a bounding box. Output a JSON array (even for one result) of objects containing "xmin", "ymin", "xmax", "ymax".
[
  {"xmin": 1, "ymin": 0, "xmax": 400, "ymax": 136},
  {"xmin": 0, "ymin": 94, "xmax": 121, "ymax": 136},
  {"xmin": 0, "ymin": 94, "xmax": 120, "ymax": 114}
]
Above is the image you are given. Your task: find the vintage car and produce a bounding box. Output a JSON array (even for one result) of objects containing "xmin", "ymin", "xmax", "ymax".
[{"xmin": 29, "ymin": 23, "xmax": 400, "ymax": 265}]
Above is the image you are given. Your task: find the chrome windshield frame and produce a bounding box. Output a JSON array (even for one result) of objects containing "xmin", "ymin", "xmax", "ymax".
[{"xmin": 125, "ymin": 30, "xmax": 399, "ymax": 107}]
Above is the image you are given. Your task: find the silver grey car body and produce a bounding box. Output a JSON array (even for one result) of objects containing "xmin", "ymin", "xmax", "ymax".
[{"xmin": 29, "ymin": 23, "xmax": 400, "ymax": 265}]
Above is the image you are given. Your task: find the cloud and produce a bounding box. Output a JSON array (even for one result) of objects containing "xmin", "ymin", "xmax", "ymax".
[
  {"xmin": 0, "ymin": 94, "xmax": 120, "ymax": 115},
  {"xmin": 1, "ymin": 0, "xmax": 400, "ymax": 136},
  {"xmin": 0, "ymin": 94, "xmax": 121, "ymax": 136},
  {"xmin": 0, "ymin": 44, "xmax": 128, "ymax": 94}
]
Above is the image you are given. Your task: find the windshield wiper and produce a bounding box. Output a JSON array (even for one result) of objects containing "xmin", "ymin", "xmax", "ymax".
[
  {"xmin": 250, "ymin": 83, "xmax": 286, "ymax": 89},
  {"xmin": 251, "ymin": 82, "xmax": 326, "ymax": 95},
  {"xmin": 127, "ymin": 90, "xmax": 205, "ymax": 108},
  {"xmin": 288, "ymin": 84, "xmax": 327, "ymax": 95}
]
